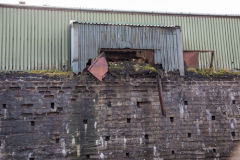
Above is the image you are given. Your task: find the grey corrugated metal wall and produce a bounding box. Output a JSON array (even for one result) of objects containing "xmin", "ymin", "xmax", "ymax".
[
  {"xmin": 0, "ymin": 4, "xmax": 240, "ymax": 71},
  {"xmin": 70, "ymin": 22, "xmax": 184, "ymax": 74}
]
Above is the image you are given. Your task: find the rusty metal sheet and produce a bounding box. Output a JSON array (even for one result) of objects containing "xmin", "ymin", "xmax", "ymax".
[
  {"xmin": 183, "ymin": 51, "xmax": 199, "ymax": 68},
  {"xmin": 88, "ymin": 53, "xmax": 108, "ymax": 81}
]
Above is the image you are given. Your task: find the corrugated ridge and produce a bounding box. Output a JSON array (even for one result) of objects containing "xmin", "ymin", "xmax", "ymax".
[{"xmin": 73, "ymin": 21, "xmax": 179, "ymax": 28}]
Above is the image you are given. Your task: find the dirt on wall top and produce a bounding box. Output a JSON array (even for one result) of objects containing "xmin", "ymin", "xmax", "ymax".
[{"xmin": 0, "ymin": 62, "xmax": 240, "ymax": 81}]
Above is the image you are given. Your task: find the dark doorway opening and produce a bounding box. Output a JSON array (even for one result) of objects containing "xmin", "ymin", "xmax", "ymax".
[{"xmin": 100, "ymin": 49, "xmax": 154, "ymax": 64}]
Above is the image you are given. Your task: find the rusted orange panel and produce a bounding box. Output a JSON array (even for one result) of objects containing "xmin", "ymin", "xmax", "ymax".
[
  {"xmin": 183, "ymin": 52, "xmax": 199, "ymax": 68},
  {"xmin": 136, "ymin": 50, "xmax": 154, "ymax": 64},
  {"xmin": 88, "ymin": 53, "xmax": 108, "ymax": 81}
]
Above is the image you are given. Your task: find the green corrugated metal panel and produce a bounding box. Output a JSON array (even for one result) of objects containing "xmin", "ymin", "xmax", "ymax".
[
  {"xmin": 1, "ymin": 4, "xmax": 240, "ymax": 70},
  {"xmin": 0, "ymin": 6, "xmax": 71, "ymax": 71}
]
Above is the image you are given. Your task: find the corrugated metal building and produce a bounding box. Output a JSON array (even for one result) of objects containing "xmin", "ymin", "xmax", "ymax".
[
  {"xmin": 0, "ymin": 4, "xmax": 240, "ymax": 71},
  {"xmin": 70, "ymin": 22, "xmax": 184, "ymax": 75}
]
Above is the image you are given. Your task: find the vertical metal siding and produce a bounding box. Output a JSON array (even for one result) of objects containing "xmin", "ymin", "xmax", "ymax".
[
  {"xmin": 0, "ymin": 5, "xmax": 240, "ymax": 70},
  {"xmin": 0, "ymin": 7, "xmax": 72, "ymax": 71}
]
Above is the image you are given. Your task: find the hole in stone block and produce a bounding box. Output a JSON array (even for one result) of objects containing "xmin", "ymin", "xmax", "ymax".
[
  {"xmin": 2, "ymin": 104, "xmax": 6, "ymax": 109},
  {"xmin": 213, "ymin": 148, "xmax": 216, "ymax": 153},
  {"xmin": 71, "ymin": 98, "xmax": 76, "ymax": 102},
  {"xmin": 232, "ymin": 132, "xmax": 236, "ymax": 137},
  {"xmin": 105, "ymin": 136, "xmax": 110, "ymax": 141},
  {"xmin": 44, "ymin": 95, "xmax": 54, "ymax": 98},
  {"xmin": 212, "ymin": 116, "xmax": 215, "ymax": 120},
  {"xmin": 56, "ymin": 137, "xmax": 60, "ymax": 143},
  {"xmin": 172, "ymin": 150, "xmax": 175, "ymax": 154},
  {"xmin": 137, "ymin": 101, "xmax": 151, "ymax": 108},
  {"xmin": 184, "ymin": 101, "xmax": 188, "ymax": 105},
  {"xmin": 126, "ymin": 152, "xmax": 129, "ymax": 157},
  {"xmin": 56, "ymin": 107, "xmax": 63, "ymax": 112},
  {"xmin": 9, "ymin": 87, "xmax": 20, "ymax": 90},
  {"xmin": 51, "ymin": 103, "xmax": 55, "ymax": 109},
  {"xmin": 137, "ymin": 102, "xmax": 140, "ymax": 108},
  {"xmin": 83, "ymin": 119, "xmax": 88, "ymax": 124},
  {"xmin": 170, "ymin": 117, "xmax": 174, "ymax": 123},
  {"xmin": 59, "ymin": 90, "xmax": 64, "ymax": 94},
  {"xmin": 188, "ymin": 133, "xmax": 191, "ymax": 138},
  {"xmin": 29, "ymin": 158, "xmax": 34, "ymax": 160},
  {"xmin": 86, "ymin": 154, "xmax": 90, "ymax": 158},
  {"xmin": 144, "ymin": 134, "xmax": 149, "ymax": 140},
  {"xmin": 107, "ymin": 101, "xmax": 111, "ymax": 107},
  {"xmin": 21, "ymin": 104, "xmax": 33, "ymax": 108},
  {"xmin": 232, "ymin": 100, "xmax": 236, "ymax": 104},
  {"xmin": 127, "ymin": 118, "xmax": 131, "ymax": 123},
  {"xmin": 47, "ymin": 112, "xmax": 60, "ymax": 116},
  {"xmin": 30, "ymin": 121, "xmax": 35, "ymax": 126}
]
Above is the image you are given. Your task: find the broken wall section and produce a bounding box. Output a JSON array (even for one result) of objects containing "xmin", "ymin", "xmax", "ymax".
[{"xmin": 71, "ymin": 22, "xmax": 184, "ymax": 75}]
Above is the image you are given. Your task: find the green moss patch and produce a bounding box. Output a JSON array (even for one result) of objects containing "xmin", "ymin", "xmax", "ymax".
[
  {"xmin": 23, "ymin": 70, "xmax": 74, "ymax": 77},
  {"xmin": 186, "ymin": 68, "xmax": 240, "ymax": 76},
  {"xmin": 108, "ymin": 61, "xmax": 158, "ymax": 74}
]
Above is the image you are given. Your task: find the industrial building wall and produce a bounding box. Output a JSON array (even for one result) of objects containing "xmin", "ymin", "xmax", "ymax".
[{"xmin": 0, "ymin": 4, "xmax": 240, "ymax": 71}]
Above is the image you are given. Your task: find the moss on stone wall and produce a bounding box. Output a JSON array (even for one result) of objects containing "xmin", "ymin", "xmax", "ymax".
[
  {"xmin": 24, "ymin": 70, "xmax": 73, "ymax": 77},
  {"xmin": 109, "ymin": 62, "xmax": 158, "ymax": 73},
  {"xmin": 187, "ymin": 68, "xmax": 240, "ymax": 76}
]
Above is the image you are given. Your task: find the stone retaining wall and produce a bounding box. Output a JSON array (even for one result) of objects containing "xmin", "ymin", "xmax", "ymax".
[{"xmin": 0, "ymin": 74, "xmax": 239, "ymax": 160}]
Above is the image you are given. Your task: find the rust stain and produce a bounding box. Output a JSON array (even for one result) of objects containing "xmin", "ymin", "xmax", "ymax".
[
  {"xmin": 184, "ymin": 50, "xmax": 215, "ymax": 69},
  {"xmin": 88, "ymin": 53, "xmax": 108, "ymax": 81},
  {"xmin": 183, "ymin": 51, "xmax": 199, "ymax": 68},
  {"xmin": 157, "ymin": 72, "xmax": 166, "ymax": 116}
]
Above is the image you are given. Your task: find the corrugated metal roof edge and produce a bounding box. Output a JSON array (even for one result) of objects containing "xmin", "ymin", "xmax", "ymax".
[
  {"xmin": 71, "ymin": 20, "xmax": 180, "ymax": 28},
  {"xmin": 1, "ymin": 3, "xmax": 240, "ymax": 19}
]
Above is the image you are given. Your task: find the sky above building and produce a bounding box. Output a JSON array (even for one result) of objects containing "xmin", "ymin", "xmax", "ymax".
[{"xmin": 0, "ymin": 0, "xmax": 240, "ymax": 15}]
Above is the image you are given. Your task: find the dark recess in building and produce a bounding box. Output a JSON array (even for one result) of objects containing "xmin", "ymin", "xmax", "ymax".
[
  {"xmin": 100, "ymin": 49, "xmax": 154, "ymax": 64},
  {"xmin": 51, "ymin": 103, "xmax": 55, "ymax": 109},
  {"xmin": 170, "ymin": 117, "xmax": 174, "ymax": 123},
  {"xmin": 2, "ymin": 104, "xmax": 6, "ymax": 109}
]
